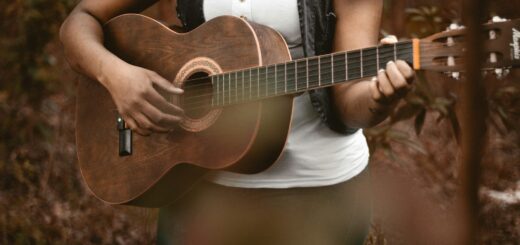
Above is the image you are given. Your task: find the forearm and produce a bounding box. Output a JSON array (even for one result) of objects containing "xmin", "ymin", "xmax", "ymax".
[
  {"xmin": 332, "ymin": 80, "xmax": 395, "ymax": 128},
  {"xmin": 60, "ymin": 0, "xmax": 157, "ymax": 88},
  {"xmin": 331, "ymin": 1, "xmax": 387, "ymax": 128},
  {"xmin": 331, "ymin": 0, "xmax": 405, "ymax": 128},
  {"xmin": 60, "ymin": 9, "xmax": 128, "ymax": 89}
]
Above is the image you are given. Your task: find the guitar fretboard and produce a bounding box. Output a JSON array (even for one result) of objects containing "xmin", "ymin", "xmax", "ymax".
[{"xmin": 211, "ymin": 41, "xmax": 413, "ymax": 107}]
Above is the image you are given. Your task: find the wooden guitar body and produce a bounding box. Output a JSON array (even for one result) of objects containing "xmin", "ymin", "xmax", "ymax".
[
  {"xmin": 76, "ymin": 14, "xmax": 293, "ymax": 207},
  {"xmin": 76, "ymin": 13, "xmax": 520, "ymax": 208}
]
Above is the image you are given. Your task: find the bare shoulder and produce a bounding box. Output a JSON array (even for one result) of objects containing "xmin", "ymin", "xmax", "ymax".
[
  {"xmin": 333, "ymin": 0, "xmax": 382, "ymax": 20},
  {"xmin": 73, "ymin": 0, "xmax": 159, "ymax": 23}
]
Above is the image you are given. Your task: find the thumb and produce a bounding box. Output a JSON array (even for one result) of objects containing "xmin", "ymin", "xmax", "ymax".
[
  {"xmin": 380, "ymin": 35, "xmax": 398, "ymax": 45},
  {"xmin": 150, "ymin": 72, "xmax": 184, "ymax": 94}
]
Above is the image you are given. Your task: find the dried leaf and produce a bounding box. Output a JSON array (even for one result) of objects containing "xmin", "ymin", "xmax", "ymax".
[
  {"xmin": 405, "ymin": 8, "xmax": 423, "ymax": 15},
  {"xmin": 448, "ymin": 109, "xmax": 461, "ymax": 143},
  {"xmin": 391, "ymin": 103, "xmax": 420, "ymax": 123},
  {"xmin": 415, "ymin": 109, "xmax": 427, "ymax": 136},
  {"xmin": 396, "ymin": 137, "xmax": 428, "ymax": 155}
]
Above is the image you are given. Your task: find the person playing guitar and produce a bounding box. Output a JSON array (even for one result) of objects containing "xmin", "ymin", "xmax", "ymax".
[{"xmin": 60, "ymin": 0, "xmax": 415, "ymax": 244}]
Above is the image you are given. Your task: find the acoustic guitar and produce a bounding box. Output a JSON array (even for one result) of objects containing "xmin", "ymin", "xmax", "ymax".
[{"xmin": 75, "ymin": 14, "xmax": 520, "ymax": 207}]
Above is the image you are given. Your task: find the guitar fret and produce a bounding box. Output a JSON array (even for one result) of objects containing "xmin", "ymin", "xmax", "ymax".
[
  {"xmin": 275, "ymin": 64, "xmax": 284, "ymax": 95},
  {"xmin": 376, "ymin": 46, "xmax": 380, "ymax": 71},
  {"xmin": 286, "ymin": 61, "xmax": 296, "ymax": 93},
  {"xmin": 219, "ymin": 75, "xmax": 223, "ymax": 106},
  {"xmin": 216, "ymin": 75, "xmax": 220, "ymax": 105},
  {"xmin": 237, "ymin": 71, "xmax": 243, "ymax": 103},
  {"xmin": 307, "ymin": 57, "xmax": 318, "ymax": 89},
  {"xmin": 318, "ymin": 56, "xmax": 321, "ymax": 86},
  {"xmin": 295, "ymin": 62, "xmax": 298, "ymax": 91},
  {"xmin": 249, "ymin": 69, "xmax": 252, "ymax": 100},
  {"xmin": 365, "ymin": 47, "xmax": 378, "ymax": 77},
  {"xmin": 265, "ymin": 66, "xmax": 268, "ymax": 97},
  {"xmin": 296, "ymin": 60, "xmax": 307, "ymax": 92},
  {"xmin": 223, "ymin": 74, "xmax": 226, "ymax": 105},
  {"xmin": 221, "ymin": 74, "xmax": 225, "ymax": 105},
  {"xmin": 284, "ymin": 63, "xmax": 287, "ymax": 93},
  {"xmin": 332, "ymin": 53, "xmax": 345, "ymax": 84},
  {"xmin": 360, "ymin": 49, "xmax": 364, "ymax": 77},
  {"xmin": 345, "ymin": 52, "xmax": 349, "ymax": 81},
  {"xmin": 306, "ymin": 59, "xmax": 309, "ymax": 89},
  {"xmin": 319, "ymin": 54, "xmax": 332, "ymax": 86},
  {"xmin": 347, "ymin": 51, "xmax": 361, "ymax": 80},
  {"xmin": 228, "ymin": 73, "xmax": 232, "ymax": 105},
  {"xmin": 211, "ymin": 76, "xmax": 215, "ymax": 107},
  {"xmin": 331, "ymin": 55, "xmax": 334, "ymax": 84},
  {"xmin": 394, "ymin": 43, "xmax": 397, "ymax": 61},
  {"xmin": 221, "ymin": 74, "xmax": 224, "ymax": 105},
  {"xmin": 275, "ymin": 65, "xmax": 277, "ymax": 95}
]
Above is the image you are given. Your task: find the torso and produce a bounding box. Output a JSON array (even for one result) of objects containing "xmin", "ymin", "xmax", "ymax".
[{"xmin": 201, "ymin": 0, "xmax": 369, "ymax": 188}]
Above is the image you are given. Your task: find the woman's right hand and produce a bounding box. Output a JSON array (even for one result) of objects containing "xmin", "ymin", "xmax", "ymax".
[{"xmin": 100, "ymin": 62, "xmax": 184, "ymax": 135}]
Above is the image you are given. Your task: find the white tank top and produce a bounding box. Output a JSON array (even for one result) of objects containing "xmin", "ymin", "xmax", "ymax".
[{"xmin": 203, "ymin": 0, "xmax": 369, "ymax": 188}]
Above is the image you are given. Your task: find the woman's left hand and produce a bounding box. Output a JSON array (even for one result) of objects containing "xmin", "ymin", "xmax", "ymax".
[{"xmin": 369, "ymin": 36, "xmax": 415, "ymax": 109}]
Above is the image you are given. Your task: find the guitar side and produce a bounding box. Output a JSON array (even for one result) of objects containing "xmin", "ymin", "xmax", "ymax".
[{"xmin": 75, "ymin": 14, "xmax": 293, "ymax": 207}]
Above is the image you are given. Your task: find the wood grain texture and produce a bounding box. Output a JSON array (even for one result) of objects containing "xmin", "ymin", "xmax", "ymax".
[{"xmin": 76, "ymin": 14, "xmax": 293, "ymax": 207}]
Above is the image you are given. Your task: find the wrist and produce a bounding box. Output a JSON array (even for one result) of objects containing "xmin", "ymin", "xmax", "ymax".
[
  {"xmin": 369, "ymin": 96, "xmax": 397, "ymax": 115},
  {"xmin": 96, "ymin": 56, "xmax": 130, "ymax": 91}
]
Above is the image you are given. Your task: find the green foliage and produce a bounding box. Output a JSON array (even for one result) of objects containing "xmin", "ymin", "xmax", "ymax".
[
  {"xmin": 0, "ymin": 1, "xmax": 157, "ymax": 243},
  {"xmin": 489, "ymin": 81, "xmax": 520, "ymax": 135},
  {"xmin": 0, "ymin": 0, "xmax": 75, "ymax": 185},
  {"xmin": 367, "ymin": 3, "xmax": 520, "ymax": 244},
  {"xmin": 405, "ymin": 6, "xmax": 450, "ymax": 37},
  {"xmin": 1, "ymin": 0, "xmax": 76, "ymax": 100},
  {"xmin": 0, "ymin": 0, "xmax": 519, "ymax": 244}
]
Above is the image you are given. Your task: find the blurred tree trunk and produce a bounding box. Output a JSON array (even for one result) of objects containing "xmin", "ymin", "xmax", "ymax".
[{"xmin": 458, "ymin": 0, "xmax": 488, "ymax": 244}]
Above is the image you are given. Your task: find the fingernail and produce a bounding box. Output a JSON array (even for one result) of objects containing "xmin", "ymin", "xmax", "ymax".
[
  {"xmin": 387, "ymin": 61, "xmax": 394, "ymax": 66},
  {"xmin": 371, "ymin": 77, "xmax": 377, "ymax": 82},
  {"xmin": 378, "ymin": 69, "xmax": 385, "ymax": 73}
]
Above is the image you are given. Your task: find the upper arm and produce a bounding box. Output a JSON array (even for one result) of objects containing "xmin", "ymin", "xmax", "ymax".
[
  {"xmin": 71, "ymin": 0, "xmax": 159, "ymax": 24},
  {"xmin": 330, "ymin": 0, "xmax": 383, "ymax": 124},
  {"xmin": 333, "ymin": 0, "xmax": 383, "ymax": 51}
]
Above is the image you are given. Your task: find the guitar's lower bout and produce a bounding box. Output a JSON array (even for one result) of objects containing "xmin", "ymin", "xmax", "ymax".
[{"xmin": 75, "ymin": 14, "xmax": 293, "ymax": 207}]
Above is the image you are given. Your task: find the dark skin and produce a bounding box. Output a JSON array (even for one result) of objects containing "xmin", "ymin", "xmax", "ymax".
[{"xmin": 60, "ymin": 0, "xmax": 414, "ymax": 135}]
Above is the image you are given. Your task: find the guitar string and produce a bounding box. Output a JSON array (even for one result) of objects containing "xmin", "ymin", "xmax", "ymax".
[
  {"xmin": 160, "ymin": 44, "xmax": 464, "ymax": 110},
  {"xmin": 180, "ymin": 49, "xmax": 415, "ymax": 107},
  {"xmin": 180, "ymin": 50, "xmax": 456, "ymax": 110},
  {"xmin": 175, "ymin": 46, "xmax": 456, "ymax": 101},
  {"xmin": 172, "ymin": 41, "xmax": 447, "ymax": 91},
  {"xmin": 181, "ymin": 47, "xmax": 415, "ymax": 98},
  {"xmin": 181, "ymin": 50, "xmax": 414, "ymax": 105},
  {"xmin": 177, "ymin": 41, "xmax": 458, "ymax": 95},
  {"xmin": 181, "ymin": 58, "xmax": 465, "ymax": 111},
  {"xmin": 180, "ymin": 44, "xmax": 458, "ymax": 103},
  {"xmin": 179, "ymin": 48, "xmax": 456, "ymax": 108}
]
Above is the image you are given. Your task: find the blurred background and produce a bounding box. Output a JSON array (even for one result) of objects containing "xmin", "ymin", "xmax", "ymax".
[{"xmin": 0, "ymin": 0, "xmax": 519, "ymax": 244}]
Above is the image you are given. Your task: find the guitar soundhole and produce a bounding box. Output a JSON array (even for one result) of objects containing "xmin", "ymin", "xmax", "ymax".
[{"xmin": 182, "ymin": 72, "xmax": 213, "ymax": 119}]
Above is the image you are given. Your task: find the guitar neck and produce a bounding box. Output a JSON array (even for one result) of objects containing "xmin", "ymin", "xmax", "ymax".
[{"xmin": 211, "ymin": 40, "xmax": 415, "ymax": 107}]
